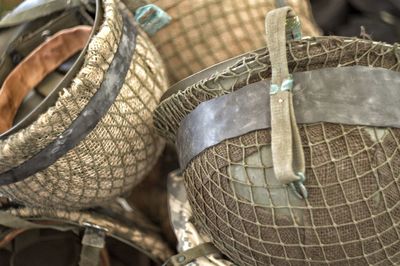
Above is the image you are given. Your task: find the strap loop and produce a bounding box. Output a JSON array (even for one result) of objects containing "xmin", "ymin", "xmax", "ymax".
[
  {"xmin": 265, "ymin": 7, "xmax": 308, "ymax": 199},
  {"xmin": 79, "ymin": 225, "xmax": 107, "ymax": 266}
]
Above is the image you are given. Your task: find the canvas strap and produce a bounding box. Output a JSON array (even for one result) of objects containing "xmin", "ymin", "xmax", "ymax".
[
  {"xmin": 163, "ymin": 242, "xmax": 221, "ymax": 266},
  {"xmin": 265, "ymin": 7, "xmax": 307, "ymax": 199},
  {"xmin": 79, "ymin": 227, "xmax": 106, "ymax": 266}
]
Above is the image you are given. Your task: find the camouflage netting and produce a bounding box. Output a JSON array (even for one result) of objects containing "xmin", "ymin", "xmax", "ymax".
[
  {"xmin": 154, "ymin": 37, "xmax": 400, "ymax": 142},
  {"xmin": 0, "ymin": 0, "xmax": 168, "ymax": 209},
  {"xmin": 148, "ymin": 0, "xmax": 320, "ymax": 83},
  {"xmin": 154, "ymin": 37, "xmax": 400, "ymax": 265}
]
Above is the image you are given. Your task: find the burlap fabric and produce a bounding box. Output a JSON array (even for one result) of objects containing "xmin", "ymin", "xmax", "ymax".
[
  {"xmin": 0, "ymin": 0, "xmax": 168, "ymax": 209},
  {"xmin": 154, "ymin": 37, "xmax": 400, "ymax": 265},
  {"xmin": 147, "ymin": 0, "xmax": 320, "ymax": 83},
  {"xmin": 0, "ymin": 199, "xmax": 173, "ymax": 265}
]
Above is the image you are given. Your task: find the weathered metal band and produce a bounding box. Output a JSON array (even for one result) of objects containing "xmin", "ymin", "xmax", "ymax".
[
  {"xmin": 162, "ymin": 39, "xmax": 394, "ymax": 103},
  {"xmin": 0, "ymin": 15, "xmax": 137, "ymax": 185},
  {"xmin": 177, "ymin": 66, "xmax": 400, "ymax": 169},
  {"xmin": 160, "ymin": 51, "xmax": 253, "ymax": 101}
]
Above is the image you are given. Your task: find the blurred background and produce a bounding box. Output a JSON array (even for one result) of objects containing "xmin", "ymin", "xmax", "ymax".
[
  {"xmin": 0, "ymin": 0, "xmax": 22, "ymax": 16},
  {"xmin": 1, "ymin": 0, "xmax": 400, "ymax": 43},
  {"xmin": 310, "ymin": 0, "xmax": 400, "ymax": 43}
]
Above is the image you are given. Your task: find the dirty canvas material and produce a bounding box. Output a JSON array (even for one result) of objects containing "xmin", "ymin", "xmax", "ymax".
[
  {"xmin": 146, "ymin": 0, "xmax": 320, "ymax": 83},
  {"xmin": 154, "ymin": 6, "xmax": 400, "ymax": 266},
  {"xmin": 0, "ymin": 0, "xmax": 168, "ymax": 210}
]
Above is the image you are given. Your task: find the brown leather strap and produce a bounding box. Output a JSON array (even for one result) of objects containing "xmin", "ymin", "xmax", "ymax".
[{"xmin": 0, "ymin": 25, "xmax": 91, "ymax": 133}]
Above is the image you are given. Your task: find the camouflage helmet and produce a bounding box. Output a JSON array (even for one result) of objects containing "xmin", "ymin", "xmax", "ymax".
[
  {"xmin": 0, "ymin": 0, "xmax": 169, "ymax": 209},
  {"xmin": 154, "ymin": 6, "xmax": 400, "ymax": 266}
]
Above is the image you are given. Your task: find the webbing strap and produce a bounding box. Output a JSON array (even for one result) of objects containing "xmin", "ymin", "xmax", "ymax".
[
  {"xmin": 163, "ymin": 242, "xmax": 221, "ymax": 266},
  {"xmin": 79, "ymin": 227, "xmax": 106, "ymax": 266},
  {"xmin": 265, "ymin": 7, "xmax": 307, "ymax": 199}
]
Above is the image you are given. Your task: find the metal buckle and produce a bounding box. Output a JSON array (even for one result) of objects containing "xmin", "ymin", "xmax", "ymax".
[{"xmin": 289, "ymin": 172, "xmax": 308, "ymax": 199}]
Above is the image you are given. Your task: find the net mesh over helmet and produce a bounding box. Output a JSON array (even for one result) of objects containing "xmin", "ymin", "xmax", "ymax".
[
  {"xmin": 148, "ymin": 0, "xmax": 320, "ymax": 83},
  {"xmin": 154, "ymin": 36, "xmax": 400, "ymax": 265},
  {"xmin": 0, "ymin": 0, "xmax": 168, "ymax": 209}
]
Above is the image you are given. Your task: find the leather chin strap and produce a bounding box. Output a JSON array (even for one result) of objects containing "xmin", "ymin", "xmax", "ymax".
[{"xmin": 0, "ymin": 25, "xmax": 91, "ymax": 134}]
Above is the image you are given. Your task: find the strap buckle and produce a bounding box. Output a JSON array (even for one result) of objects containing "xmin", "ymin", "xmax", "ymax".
[{"xmin": 289, "ymin": 172, "xmax": 308, "ymax": 199}]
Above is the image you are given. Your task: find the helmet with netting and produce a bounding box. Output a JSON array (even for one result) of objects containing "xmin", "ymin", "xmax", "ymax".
[
  {"xmin": 154, "ymin": 7, "xmax": 400, "ymax": 266},
  {"xmin": 0, "ymin": 198, "xmax": 173, "ymax": 265},
  {"xmin": 0, "ymin": 0, "xmax": 168, "ymax": 209},
  {"xmin": 140, "ymin": 0, "xmax": 320, "ymax": 83}
]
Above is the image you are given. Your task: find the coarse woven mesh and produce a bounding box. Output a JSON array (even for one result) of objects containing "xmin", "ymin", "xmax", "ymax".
[
  {"xmin": 0, "ymin": 0, "xmax": 168, "ymax": 209},
  {"xmin": 154, "ymin": 37, "xmax": 400, "ymax": 142},
  {"xmin": 154, "ymin": 38, "xmax": 400, "ymax": 265},
  {"xmin": 149, "ymin": 0, "xmax": 321, "ymax": 84}
]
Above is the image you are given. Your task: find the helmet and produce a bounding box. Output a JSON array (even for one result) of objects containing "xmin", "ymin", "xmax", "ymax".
[
  {"xmin": 154, "ymin": 7, "xmax": 400, "ymax": 265},
  {"xmin": 0, "ymin": 198, "xmax": 173, "ymax": 265},
  {"xmin": 0, "ymin": 0, "xmax": 168, "ymax": 209}
]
